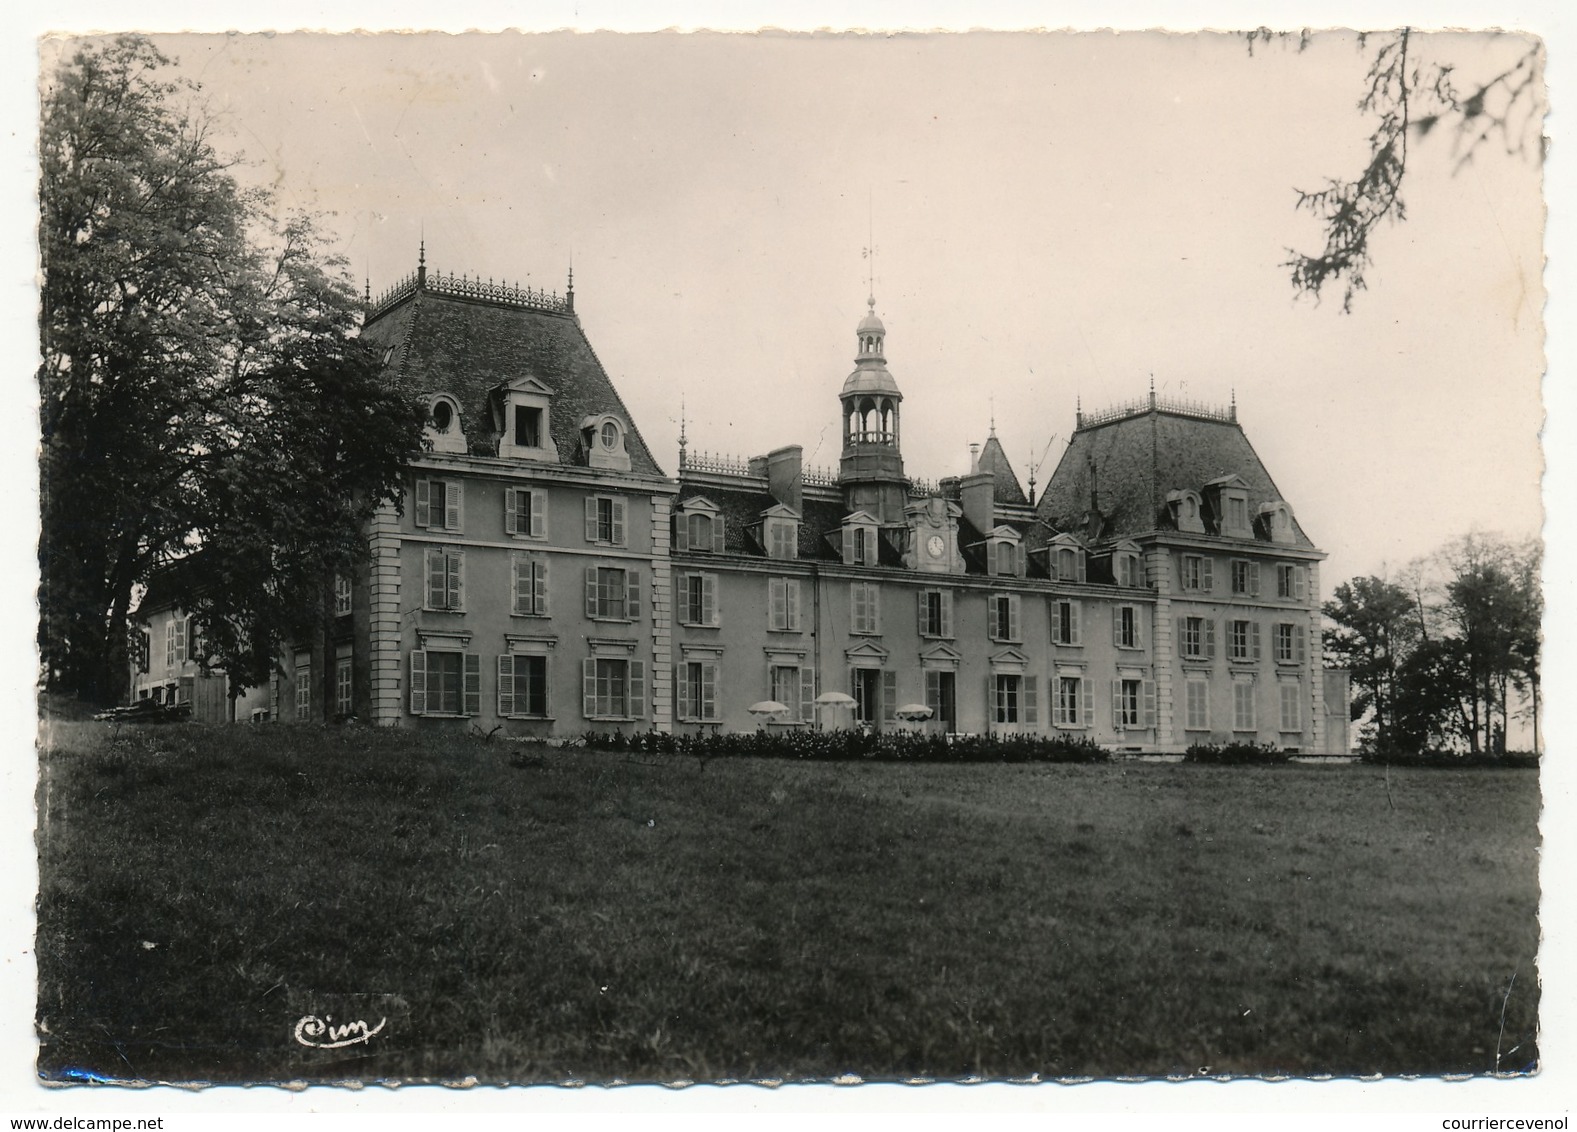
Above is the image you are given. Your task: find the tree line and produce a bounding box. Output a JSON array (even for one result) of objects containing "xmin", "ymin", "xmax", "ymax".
[
  {"xmin": 1324, "ymin": 532, "xmax": 1541, "ymax": 754},
  {"xmin": 39, "ymin": 36, "xmax": 428, "ymax": 707}
]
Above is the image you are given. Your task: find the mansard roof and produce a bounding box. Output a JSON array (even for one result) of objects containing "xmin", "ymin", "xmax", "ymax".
[
  {"xmin": 1037, "ymin": 403, "xmax": 1315, "ymax": 548},
  {"xmin": 674, "ymin": 482, "xmax": 845, "ymax": 561},
  {"xmin": 361, "ymin": 275, "xmax": 664, "ymax": 477},
  {"xmin": 977, "ymin": 434, "xmax": 1029, "ymax": 506}
]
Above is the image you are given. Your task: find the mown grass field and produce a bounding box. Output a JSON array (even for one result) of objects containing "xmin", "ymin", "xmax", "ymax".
[{"xmin": 35, "ymin": 723, "xmax": 1540, "ymax": 1084}]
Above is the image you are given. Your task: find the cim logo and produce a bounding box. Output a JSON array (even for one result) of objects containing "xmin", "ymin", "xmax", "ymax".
[{"xmin": 293, "ymin": 1013, "xmax": 387, "ymax": 1049}]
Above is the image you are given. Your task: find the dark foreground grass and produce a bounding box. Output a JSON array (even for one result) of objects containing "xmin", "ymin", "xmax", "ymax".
[{"xmin": 36, "ymin": 722, "xmax": 1539, "ymax": 1084}]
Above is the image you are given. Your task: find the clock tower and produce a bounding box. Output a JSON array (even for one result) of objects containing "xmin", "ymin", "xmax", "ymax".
[
  {"xmin": 838, "ymin": 293, "xmax": 909, "ymax": 524},
  {"xmin": 904, "ymin": 494, "xmax": 964, "ymax": 574}
]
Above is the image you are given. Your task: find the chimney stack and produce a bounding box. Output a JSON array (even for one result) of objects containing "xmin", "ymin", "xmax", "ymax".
[{"xmin": 766, "ymin": 445, "xmax": 803, "ymax": 513}]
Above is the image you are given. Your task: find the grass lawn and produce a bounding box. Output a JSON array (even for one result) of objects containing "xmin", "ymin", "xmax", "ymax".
[{"xmin": 35, "ymin": 723, "xmax": 1540, "ymax": 1084}]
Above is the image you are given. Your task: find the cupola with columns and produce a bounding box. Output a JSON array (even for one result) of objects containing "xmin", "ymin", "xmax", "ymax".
[{"xmin": 838, "ymin": 293, "xmax": 908, "ymax": 523}]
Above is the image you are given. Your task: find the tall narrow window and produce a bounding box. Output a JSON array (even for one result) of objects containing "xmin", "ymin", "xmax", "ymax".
[
  {"xmin": 1233, "ymin": 679, "xmax": 1257, "ymax": 732},
  {"xmin": 498, "ymin": 654, "xmax": 549, "ymax": 717},
  {"xmin": 1185, "ymin": 678, "xmax": 1210, "ymax": 731},
  {"xmin": 1280, "ymin": 681, "xmax": 1302, "ymax": 732}
]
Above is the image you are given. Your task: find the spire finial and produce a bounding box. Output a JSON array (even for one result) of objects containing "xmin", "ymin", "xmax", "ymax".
[
  {"xmin": 989, "ymin": 394, "xmax": 996, "ymax": 437},
  {"xmin": 678, "ymin": 395, "xmax": 688, "ymax": 469},
  {"xmin": 417, "ymin": 231, "xmax": 427, "ymax": 288}
]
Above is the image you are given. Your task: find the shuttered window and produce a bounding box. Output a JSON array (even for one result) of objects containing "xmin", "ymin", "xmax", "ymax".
[
  {"xmin": 505, "ymin": 488, "xmax": 548, "ymax": 539},
  {"xmin": 409, "ymin": 650, "xmax": 478, "ymax": 716},
  {"xmin": 497, "ymin": 654, "xmax": 549, "ymax": 718},
  {"xmin": 676, "ymin": 660, "xmax": 719, "ymax": 722},
  {"xmin": 1280, "ymin": 680, "xmax": 1302, "ymax": 732},
  {"xmin": 415, "ymin": 478, "xmax": 463, "ymax": 531},
  {"xmin": 582, "ymin": 658, "xmax": 646, "ymax": 719},
  {"xmin": 585, "ymin": 566, "xmax": 641, "ymax": 620},
  {"xmin": 917, "ymin": 589, "xmax": 953, "ymax": 638},
  {"xmin": 511, "ymin": 554, "xmax": 549, "ymax": 616},
  {"xmin": 850, "ymin": 582, "xmax": 880, "ymax": 635},
  {"xmin": 1185, "ymin": 678, "xmax": 1210, "ymax": 731},
  {"xmin": 768, "ymin": 578, "xmax": 801, "ymax": 632},
  {"xmin": 424, "ymin": 549, "xmax": 465, "ymax": 611},
  {"xmin": 585, "ymin": 495, "xmax": 627, "ymax": 546}
]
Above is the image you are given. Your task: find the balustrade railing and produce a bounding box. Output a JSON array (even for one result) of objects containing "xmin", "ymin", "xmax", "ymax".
[
  {"xmin": 1079, "ymin": 393, "xmax": 1234, "ymax": 429},
  {"xmin": 367, "ymin": 267, "xmax": 571, "ymax": 321}
]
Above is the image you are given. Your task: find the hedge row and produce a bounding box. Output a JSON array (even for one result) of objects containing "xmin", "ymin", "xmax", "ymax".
[
  {"xmin": 1182, "ymin": 741, "xmax": 1291, "ymax": 766},
  {"xmin": 572, "ymin": 728, "xmax": 1110, "ymax": 763}
]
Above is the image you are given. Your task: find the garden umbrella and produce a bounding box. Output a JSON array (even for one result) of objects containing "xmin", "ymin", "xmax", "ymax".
[{"xmin": 894, "ymin": 703, "xmax": 934, "ymax": 721}]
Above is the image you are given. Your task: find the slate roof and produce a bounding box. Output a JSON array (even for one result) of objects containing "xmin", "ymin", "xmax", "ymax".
[
  {"xmin": 361, "ymin": 285, "xmax": 664, "ymax": 477},
  {"xmin": 675, "ymin": 483, "xmax": 846, "ymax": 562},
  {"xmin": 977, "ymin": 435, "xmax": 1029, "ymax": 505},
  {"xmin": 1036, "ymin": 408, "xmax": 1315, "ymax": 548}
]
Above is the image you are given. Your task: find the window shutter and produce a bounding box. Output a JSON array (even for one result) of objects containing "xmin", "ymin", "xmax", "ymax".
[
  {"xmin": 1135, "ymin": 610, "xmax": 1144, "ymax": 650},
  {"xmin": 1204, "ymin": 618, "xmax": 1216, "ymax": 659},
  {"xmin": 447, "ymin": 551, "xmax": 464, "ymax": 610},
  {"xmin": 674, "ymin": 662, "xmax": 690, "ymax": 720},
  {"xmin": 1008, "ymin": 596, "xmax": 1021, "ymax": 642},
  {"xmin": 842, "ymin": 526, "xmax": 857, "ymax": 565},
  {"xmin": 713, "ymin": 514, "xmax": 726, "ymax": 554},
  {"xmin": 463, "ymin": 653, "xmax": 481, "ymax": 716},
  {"xmin": 1075, "ymin": 553, "xmax": 1086, "ymax": 583},
  {"xmin": 769, "ymin": 578, "xmax": 785, "ymax": 630},
  {"xmin": 1294, "ymin": 623, "xmax": 1307, "ymax": 664},
  {"xmin": 584, "ymin": 565, "xmax": 599, "ymax": 618},
  {"xmin": 1249, "ymin": 562, "xmax": 1261, "ymax": 596},
  {"xmin": 611, "ymin": 499, "xmax": 627, "ymax": 546},
  {"xmin": 583, "ymin": 658, "xmax": 597, "ymax": 717},
  {"xmin": 852, "ymin": 583, "xmax": 867, "ymax": 632},
  {"xmin": 165, "ymin": 621, "xmax": 175, "ymax": 666},
  {"xmin": 1201, "ymin": 557, "xmax": 1214, "ymax": 592},
  {"xmin": 410, "ymin": 650, "xmax": 427, "ymax": 715},
  {"xmin": 702, "ymin": 662, "xmax": 718, "ymax": 721},
  {"xmin": 1024, "ymin": 679, "xmax": 1038, "ymax": 726},
  {"xmin": 987, "ymin": 597, "xmax": 1000, "ymax": 640},
  {"xmin": 1251, "ymin": 621, "xmax": 1262, "ymax": 661},
  {"xmin": 445, "ymin": 481, "xmax": 462, "ymax": 531},
  {"xmin": 626, "ymin": 569, "xmax": 642, "ymax": 621},
  {"xmin": 174, "ymin": 618, "xmax": 187, "ymax": 663},
  {"xmin": 1143, "ymin": 680, "xmax": 1157, "ymax": 728},
  {"xmin": 799, "ymin": 667, "xmax": 814, "ymax": 724},
  {"xmin": 426, "ymin": 548, "xmax": 445, "ymax": 609},
  {"xmin": 497, "ymin": 655, "xmax": 515, "ymax": 716},
  {"xmin": 925, "ymin": 670, "xmax": 941, "ymax": 714},
  {"xmin": 674, "ymin": 511, "xmax": 689, "ymax": 552},
  {"xmin": 917, "ymin": 591, "xmax": 928, "ymax": 636},
  {"xmin": 534, "ymin": 558, "xmax": 548, "ymax": 615},
  {"xmin": 941, "ymin": 591, "xmax": 953, "ymax": 638},
  {"xmin": 785, "ymin": 580, "xmax": 800, "ymax": 630},
  {"xmin": 514, "ymin": 554, "xmax": 533, "ymax": 614},
  {"xmin": 882, "ymin": 670, "xmax": 897, "ymax": 723},
  {"xmin": 987, "ymin": 673, "xmax": 998, "ymax": 726},
  {"xmin": 1112, "ymin": 609, "xmax": 1122, "ymax": 647},
  {"xmin": 1069, "ymin": 601, "xmax": 1082, "ymax": 646},
  {"xmin": 629, "ymin": 661, "xmax": 646, "ymax": 718},
  {"xmin": 987, "ymin": 541, "xmax": 999, "ymax": 577},
  {"xmin": 1081, "ymin": 679, "xmax": 1094, "ymax": 728},
  {"xmin": 415, "ymin": 479, "xmax": 431, "ymax": 527},
  {"xmin": 1111, "ymin": 680, "xmax": 1123, "ymax": 729},
  {"xmin": 702, "ymin": 574, "xmax": 717, "ymax": 625},
  {"xmin": 1295, "ymin": 566, "xmax": 1309, "ymax": 602},
  {"xmin": 530, "ymin": 490, "xmax": 546, "ymax": 538},
  {"xmin": 505, "ymin": 488, "xmax": 518, "ymax": 535},
  {"xmin": 871, "ymin": 586, "xmax": 881, "ymax": 633}
]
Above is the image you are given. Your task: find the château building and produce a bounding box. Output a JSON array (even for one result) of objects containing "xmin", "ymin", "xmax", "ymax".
[{"xmin": 128, "ymin": 249, "xmax": 1349, "ymax": 752}]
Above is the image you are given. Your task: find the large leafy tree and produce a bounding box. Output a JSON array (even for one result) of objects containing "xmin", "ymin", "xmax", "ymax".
[
  {"xmin": 40, "ymin": 36, "xmax": 425, "ymax": 706},
  {"xmin": 1322, "ymin": 575, "xmax": 1418, "ymax": 751}
]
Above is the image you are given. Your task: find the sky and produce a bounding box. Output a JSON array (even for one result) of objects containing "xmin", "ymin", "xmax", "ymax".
[
  {"xmin": 5, "ymin": 2, "xmax": 1575, "ymax": 1124},
  {"xmin": 41, "ymin": 25, "xmax": 1548, "ymax": 595}
]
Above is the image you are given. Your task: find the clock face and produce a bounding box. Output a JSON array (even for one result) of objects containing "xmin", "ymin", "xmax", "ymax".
[{"xmin": 926, "ymin": 534, "xmax": 946, "ymax": 559}]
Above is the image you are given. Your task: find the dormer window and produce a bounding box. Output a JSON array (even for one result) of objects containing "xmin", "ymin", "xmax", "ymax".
[
  {"xmin": 1167, "ymin": 489, "xmax": 1205, "ymax": 534},
  {"xmin": 985, "ymin": 526, "xmax": 1025, "ymax": 578},
  {"xmin": 581, "ymin": 414, "xmax": 631, "ymax": 472},
  {"xmin": 1206, "ymin": 475, "xmax": 1253, "ymax": 537},
  {"xmin": 674, "ymin": 497, "xmax": 725, "ymax": 554},
  {"xmin": 424, "ymin": 394, "xmax": 467, "ymax": 454},
  {"xmin": 495, "ymin": 377, "xmax": 558, "ymax": 463},
  {"xmin": 758, "ymin": 503, "xmax": 801, "ymax": 561},
  {"xmin": 1046, "ymin": 534, "xmax": 1087, "ymax": 583},
  {"xmin": 1112, "ymin": 542, "xmax": 1143, "ymax": 588},
  {"xmin": 841, "ymin": 512, "xmax": 880, "ymax": 567},
  {"xmin": 1258, "ymin": 501, "xmax": 1296, "ymax": 545}
]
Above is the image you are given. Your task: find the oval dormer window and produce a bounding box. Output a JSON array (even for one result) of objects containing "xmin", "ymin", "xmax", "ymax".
[
  {"xmin": 601, "ymin": 421, "xmax": 619, "ymax": 449},
  {"xmin": 432, "ymin": 400, "xmax": 454, "ymax": 432}
]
